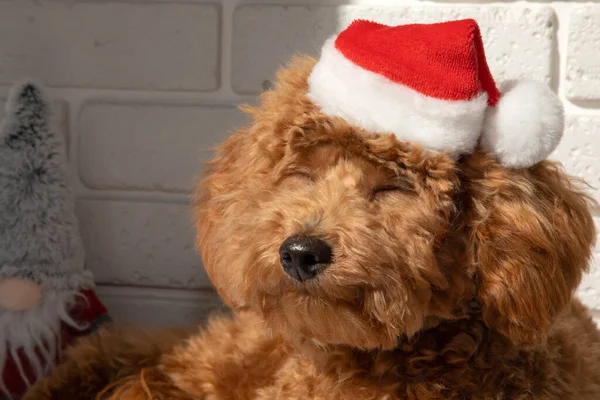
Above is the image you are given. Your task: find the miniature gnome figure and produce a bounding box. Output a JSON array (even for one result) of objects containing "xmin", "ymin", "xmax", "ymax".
[{"xmin": 0, "ymin": 82, "xmax": 110, "ymax": 398}]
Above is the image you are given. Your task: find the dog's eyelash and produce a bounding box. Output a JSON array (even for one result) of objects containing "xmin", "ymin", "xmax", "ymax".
[
  {"xmin": 277, "ymin": 168, "xmax": 314, "ymax": 184},
  {"xmin": 369, "ymin": 185, "xmax": 409, "ymax": 200},
  {"xmin": 287, "ymin": 171, "xmax": 313, "ymax": 180},
  {"xmin": 293, "ymin": 171, "xmax": 313, "ymax": 179}
]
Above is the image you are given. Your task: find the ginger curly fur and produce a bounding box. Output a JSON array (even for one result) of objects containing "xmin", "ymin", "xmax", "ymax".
[{"xmin": 25, "ymin": 57, "xmax": 600, "ymax": 399}]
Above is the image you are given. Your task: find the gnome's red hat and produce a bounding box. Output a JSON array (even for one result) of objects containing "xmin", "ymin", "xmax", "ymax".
[{"xmin": 307, "ymin": 19, "xmax": 564, "ymax": 168}]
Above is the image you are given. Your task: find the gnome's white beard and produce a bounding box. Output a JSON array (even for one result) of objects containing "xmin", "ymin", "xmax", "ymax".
[{"xmin": 0, "ymin": 291, "xmax": 84, "ymax": 399}]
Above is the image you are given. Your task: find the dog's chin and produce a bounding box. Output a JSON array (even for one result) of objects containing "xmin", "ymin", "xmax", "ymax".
[
  {"xmin": 256, "ymin": 291, "xmax": 400, "ymax": 351},
  {"xmin": 270, "ymin": 316, "xmax": 399, "ymax": 351},
  {"xmin": 236, "ymin": 258, "xmax": 418, "ymax": 351}
]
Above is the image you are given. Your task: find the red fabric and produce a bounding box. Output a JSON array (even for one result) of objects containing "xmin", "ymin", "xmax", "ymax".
[
  {"xmin": 2, "ymin": 325, "xmax": 76, "ymax": 397},
  {"xmin": 72, "ymin": 289, "xmax": 108, "ymax": 324},
  {"xmin": 2, "ymin": 289, "xmax": 109, "ymax": 398},
  {"xmin": 334, "ymin": 19, "xmax": 501, "ymax": 106}
]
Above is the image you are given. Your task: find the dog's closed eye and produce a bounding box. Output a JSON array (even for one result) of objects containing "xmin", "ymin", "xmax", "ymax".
[
  {"xmin": 288, "ymin": 171, "xmax": 313, "ymax": 181},
  {"xmin": 370, "ymin": 179, "xmax": 415, "ymax": 200},
  {"xmin": 276, "ymin": 166, "xmax": 314, "ymax": 185},
  {"xmin": 286, "ymin": 168, "xmax": 313, "ymax": 180},
  {"xmin": 370, "ymin": 185, "xmax": 405, "ymax": 199}
]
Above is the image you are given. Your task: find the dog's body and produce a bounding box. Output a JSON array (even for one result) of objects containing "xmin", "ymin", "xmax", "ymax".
[
  {"xmin": 26, "ymin": 56, "xmax": 600, "ymax": 399},
  {"xmin": 25, "ymin": 302, "xmax": 600, "ymax": 399}
]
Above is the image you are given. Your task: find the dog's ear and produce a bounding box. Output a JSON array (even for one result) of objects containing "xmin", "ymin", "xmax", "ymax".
[
  {"xmin": 460, "ymin": 152, "xmax": 596, "ymax": 345},
  {"xmin": 194, "ymin": 58, "xmax": 318, "ymax": 309}
]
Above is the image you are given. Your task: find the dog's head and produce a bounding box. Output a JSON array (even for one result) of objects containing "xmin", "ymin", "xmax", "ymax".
[{"xmin": 194, "ymin": 57, "xmax": 596, "ymax": 350}]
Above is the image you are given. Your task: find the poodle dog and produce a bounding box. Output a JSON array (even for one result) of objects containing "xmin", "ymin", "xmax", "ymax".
[{"xmin": 25, "ymin": 19, "xmax": 600, "ymax": 399}]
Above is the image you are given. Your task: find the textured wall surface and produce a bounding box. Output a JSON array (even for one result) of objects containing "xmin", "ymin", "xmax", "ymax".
[{"xmin": 0, "ymin": 0, "xmax": 598, "ymax": 326}]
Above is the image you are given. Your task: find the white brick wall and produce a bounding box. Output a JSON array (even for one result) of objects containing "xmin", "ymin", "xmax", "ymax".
[{"xmin": 1, "ymin": 0, "xmax": 599, "ymax": 326}]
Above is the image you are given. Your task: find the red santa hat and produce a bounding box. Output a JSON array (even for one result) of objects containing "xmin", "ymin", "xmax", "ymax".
[{"xmin": 307, "ymin": 19, "xmax": 564, "ymax": 168}]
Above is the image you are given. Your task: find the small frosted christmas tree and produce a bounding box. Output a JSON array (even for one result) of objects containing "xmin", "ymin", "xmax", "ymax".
[{"xmin": 0, "ymin": 82, "xmax": 110, "ymax": 398}]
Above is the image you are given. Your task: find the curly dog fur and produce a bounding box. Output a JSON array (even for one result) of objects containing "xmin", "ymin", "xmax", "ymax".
[{"xmin": 25, "ymin": 57, "xmax": 600, "ymax": 399}]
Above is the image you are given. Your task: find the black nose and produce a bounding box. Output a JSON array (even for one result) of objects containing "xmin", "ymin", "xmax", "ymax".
[{"xmin": 279, "ymin": 236, "xmax": 332, "ymax": 281}]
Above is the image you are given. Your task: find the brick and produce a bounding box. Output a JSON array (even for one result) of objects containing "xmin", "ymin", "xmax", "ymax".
[
  {"xmin": 232, "ymin": 5, "xmax": 337, "ymax": 94},
  {"xmin": 550, "ymin": 115, "xmax": 600, "ymax": 203},
  {"xmin": 0, "ymin": 2, "xmax": 219, "ymax": 91},
  {"xmin": 76, "ymin": 199, "xmax": 209, "ymax": 289},
  {"xmin": 78, "ymin": 102, "xmax": 249, "ymax": 193},
  {"xmin": 232, "ymin": 5, "xmax": 555, "ymax": 94},
  {"xmin": 96, "ymin": 286, "xmax": 225, "ymax": 327},
  {"xmin": 577, "ymin": 219, "xmax": 600, "ymax": 311},
  {"xmin": 565, "ymin": 7, "xmax": 600, "ymax": 100}
]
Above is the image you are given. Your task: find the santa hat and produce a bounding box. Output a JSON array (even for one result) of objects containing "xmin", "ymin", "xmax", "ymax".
[{"xmin": 307, "ymin": 19, "xmax": 564, "ymax": 169}]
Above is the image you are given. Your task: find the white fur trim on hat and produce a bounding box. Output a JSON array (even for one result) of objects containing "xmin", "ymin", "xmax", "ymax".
[
  {"xmin": 480, "ymin": 80, "xmax": 564, "ymax": 169},
  {"xmin": 307, "ymin": 38, "xmax": 489, "ymax": 156}
]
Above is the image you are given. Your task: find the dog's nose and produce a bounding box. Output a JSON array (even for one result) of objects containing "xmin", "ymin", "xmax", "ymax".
[{"xmin": 279, "ymin": 236, "xmax": 332, "ymax": 281}]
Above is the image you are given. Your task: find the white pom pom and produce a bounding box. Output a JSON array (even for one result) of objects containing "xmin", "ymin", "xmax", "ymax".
[{"xmin": 480, "ymin": 80, "xmax": 564, "ymax": 169}]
